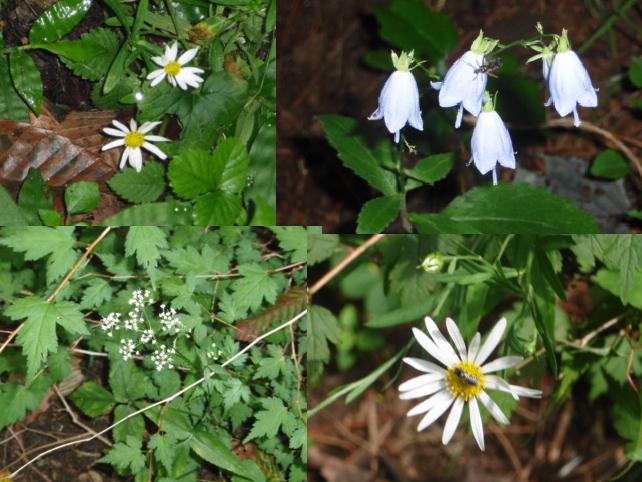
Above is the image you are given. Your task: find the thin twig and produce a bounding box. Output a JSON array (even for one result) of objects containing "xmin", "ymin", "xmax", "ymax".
[
  {"xmin": 9, "ymin": 309, "xmax": 307, "ymax": 479},
  {"xmin": 488, "ymin": 423, "xmax": 527, "ymax": 482},
  {"xmin": 53, "ymin": 385, "xmax": 113, "ymax": 447},
  {"xmin": 310, "ymin": 234, "xmax": 386, "ymax": 295}
]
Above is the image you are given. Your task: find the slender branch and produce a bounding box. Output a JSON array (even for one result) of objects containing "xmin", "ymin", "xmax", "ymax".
[
  {"xmin": 53, "ymin": 385, "xmax": 113, "ymax": 447},
  {"xmin": 9, "ymin": 309, "xmax": 308, "ymax": 479},
  {"xmin": 310, "ymin": 235, "xmax": 386, "ymax": 296}
]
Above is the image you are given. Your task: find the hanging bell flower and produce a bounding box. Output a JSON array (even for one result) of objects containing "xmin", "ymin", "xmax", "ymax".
[
  {"xmin": 546, "ymin": 29, "xmax": 598, "ymax": 127},
  {"xmin": 368, "ymin": 50, "xmax": 423, "ymax": 143},
  {"xmin": 431, "ymin": 30, "xmax": 498, "ymax": 128},
  {"xmin": 470, "ymin": 92, "xmax": 516, "ymax": 185}
]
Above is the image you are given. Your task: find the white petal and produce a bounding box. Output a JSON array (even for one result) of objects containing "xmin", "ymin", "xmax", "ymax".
[
  {"xmin": 467, "ymin": 333, "xmax": 481, "ymax": 362},
  {"xmin": 469, "ymin": 397, "xmax": 485, "ymax": 451},
  {"xmin": 439, "ymin": 51, "xmax": 482, "ymax": 108},
  {"xmin": 412, "ymin": 328, "xmax": 458, "ymax": 368},
  {"xmin": 455, "ymin": 103, "xmax": 463, "ymax": 128},
  {"xmin": 177, "ymin": 70, "xmax": 204, "ymax": 89},
  {"xmin": 139, "ymin": 121, "xmax": 162, "ymax": 134},
  {"xmin": 508, "ymin": 384, "xmax": 542, "ymax": 398},
  {"xmin": 407, "ymin": 388, "xmax": 450, "ymax": 417},
  {"xmin": 430, "ymin": 81, "xmax": 443, "ymax": 90},
  {"xmin": 142, "ymin": 141, "xmax": 167, "ymax": 160},
  {"xmin": 103, "ymin": 127, "xmax": 127, "ymax": 137},
  {"xmin": 119, "ymin": 147, "xmax": 130, "ymax": 170},
  {"xmin": 101, "ymin": 138, "xmax": 125, "ymax": 151},
  {"xmin": 167, "ymin": 42, "xmax": 178, "ymax": 61},
  {"xmin": 399, "ymin": 380, "xmax": 446, "ymax": 400},
  {"xmin": 181, "ymin": 66, "xmax": 205, "ymax": 75},
  {"xmin": 175, "ymin": 74, "xmax": 188, "ymax": 90},
  {"xmin": 177, "ymin": 47, "xmax": 199, "ymax": 65},
  {"xmin": 445, "ymin": 318, "xmax": 467, "ymax": 360},
  {"xmin": 479, "ymin": 391, "xmax": 509, "ymax": 425},
  {"xmin": 403, "ymin": 357, "xmax": 447, "ymax": 375},
  {"xmin": 379, "ymin": 71, "xmax": 422, "ymax": 135},
  {"xmin": 144, "ymin": 135, "xmax": 170, "ymax": 142},
  {"xmin": 484, "ymin": 375, "xmax": 519, "ymax": 400},
  {"xmin": 129, "ymin": 118, "xmax": 137, "ymax": 131},
  {"xmin": 168, "ymin": 75, "xmax": 177, "ymax": 87},
  {"xmin": 111, "ymin": 119, "xmax": 129, "ymax": 133},
  {"xmin": 399, "ymin": 373, "xmax": 445, "ymax": 392},
  {"xmin": 150, "ymin": 73, "xmax": 166, "ymax": 87},
  {"xmin": 146, "ymin": 68, "xmax": 166, "ymax": 80},
  {"xmin": 417, "ymin": 393, "xmax": 454, "ymax": 431},
  {"xmin": 130, "ymin": 147, "xmax": 143, "ymax": 172},
  {"xmin": 424, "ymin": 317, "xmax": 460, "ymax": 363},
  {"xmin": 482, "ymin": 356, "xmax": 523, "ymax": 373},
  {"xmin": 441, "ymin": 396, "xmax": 464, "ymax": 444},
  {"xmin": 474, "ymin": 318, "xmax": 507, "ymax": 365},
  {"xmin": 368, "ymin": 107, "xmax": 383, "ymax": 120}
]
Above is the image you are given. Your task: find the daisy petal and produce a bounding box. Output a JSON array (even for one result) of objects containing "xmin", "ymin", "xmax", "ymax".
[
  {"xmin": 151, "ymin": 56, "xmax": 166, "ymax": 67},
  {"xmin": 177, "ymin": 47, "xmax": 199, "ymax": 65},
  {"xmin": 412, "ymin": 328, "xmax": 459, "ymax": 368},
  {"xmin": 482, "ymin": 356, "xmax": 523, "ymax": 373},
  {"xmin": 474, "ymin": 317, "xmax": 507, "ymax": 365},
  {"xmin": 139, "ymin": 121, "xmax": 162, "ymax": 134},
  {"xmin": 403, "ymin": 357, "xmax": 446, "ymax": 375},
  {"xmin": 144, "ymin": 135, "xmax": 170, "ymax": 142},
  {"xmin": 120, "ymin": 147, "xmax": 131, "ymax": 170},
  {"xmin": 424, "ymin": 317, "xmax": 460, "ymax": 363},
  {"xmin": 479, "ymin": 391, "xmax": 509, "ymax": 425},
  {"xmin": 417, "ymin": 393, "xmax": 454, "ymax": 431},
  {"xmin": 130, "ymin": 147, "xmax": 143, "ymax": 172},
  {"xmin": 111, "ymin": 119, "xmax": 129, "ymax": 133},
  {"xmin": 399, "ymin": 380, "xmax": 446, "ymax": 400},
  {"xmin": 142, "ymin": 142, "xmax": 167, "ymax": 160},
  {"xmin": 175, "ymin": 75, "xmax": 188, "ymax": 90},
  {"xmin": 508, "ymin": 384, "xmax": 542, "ymax": 398},
  {"xmin": 167, "ymin": 42, "xmax": 178, "ymax": 61},
  {"xmin": 407, "ymin": 388, "xmax": 449, "ymax": 417},
  {"xmin": 101, "ymin": 138, "xmax": 125, "ymax": 151},
  {"xmin": 469, "ymin": 397, "xmax": 485, "ymax": 451},
  {"xmin": 129, "ymin": 118, "xmax": 137, "ymax": 131},
  {"xmin": 146, "ymin": 69, "xmax": 165, "ymax": 80},
  {"xmin": 150, "ymin": 73, "xmax": 166, "ymax": 87},
  {"xmin": 103, "ymin": 127, "xmax": 127, "ymax": 137},
  {"xmin": 399, "ymin": 373, "xmax": 445, "ymax": 392},
  {"xmin": 467, "ymin": 332, "xmax": 481, "ymax": 362},
  {"xmin": 441, "ymin": 396, "xmax": 464, "ymax": 445},
  {"xmin": 180, "ymin": 66, "xmax": 205, "ymax": 75},
  {"xmin": 446, "ymin": 317, "xmax": 467, "ymax": 360},
  {"xmin": 484, "ymin": 375, "xmax": 519, "ymax": 400}
]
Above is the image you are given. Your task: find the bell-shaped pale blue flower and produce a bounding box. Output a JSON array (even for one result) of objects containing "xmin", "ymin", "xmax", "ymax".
[
  {"xmin": 431, "ymin": 31, "xmax": 498, "ymax": 128},
  {"xmin": 368, "ymin": 50, "xmax": 423, "ymax": 143},
  {"xmin": 470, "ymin": 93, "xmax": 515, "ymax": 185},
  {"xmin": 547, "ymin": 29, "xmax": 598, "ymax": 127}
]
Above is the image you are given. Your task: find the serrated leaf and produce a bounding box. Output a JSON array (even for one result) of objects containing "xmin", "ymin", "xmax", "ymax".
[
  {"xmin": 69, "ymin": 381, "xmax": 115, "ymax": 418},
  {"xmin": 318, "ymin": 115, "xmax": 398, "ymax": 195},
  {"xmin": 149, "ymin": 433, "xmax": 174, "ymax": 472},
  {"xmin": 169, "ymin": 147, "xmax": 223, "ymax": 200},
  {"xmin": 307, "ymin": 305, "xmax": 340, "ymax": 363},
  {"xmin": 0, "ymin": 378, "xmax": 52, "ymax": 430},
  {"xmin": 272, "ymin": 227, "xmax": 306, "ymax": 262},
  {"xmin": 80, "ymin": 278, "xmax": 113, "ymax": 309},
  {"xmin": 410, "ymin": 183, "xmax": 600, "ymax": 234},
  {"xmin": 5, "ymin": 296, "xmax": 88, "ymax": 378},
  {"xmin": 65, "ymin": 181, "xmax": 100, "ymax": 214},
  {"xmin": 101, "ymin": 201, "xmax": 193, "ymax": 226},
  {"xmin": 108, "ymin": 161, "xmax": 166, "ymax": 203},
  {"xmin": 408, "ymin": 152, "xmax": 454, "ymax": 185},
  {"xmin": 194, "ymin": 191, "xmax": 242, "ymax": 225},
  {"xmin": 0, "ymin": 55, "xmax": 30, "ymax": 121},
  {"xmin": 244, "ymin": 397, "xmax": 288, "ymax": 442},
  {"xmin": 52, "ymin": 28, "xmax": 120, "ymax": 81},
  {"xmin": 125, "ymin": 226, "xmax": 167, "ymax": 271},
  {"xmin": 232, "ymin": 263, "xmax": 280, "ymax": 312},
  {"xmin": 9, "ymin": 50, "xmax": 43, "ymax": 115},
  {"xmin": 356, "ymin": 195, "xmax": 401, "ymax": 234},
  {"xmin": 29, "ymin": 0, "xmax": 93, "ymax": 44},
  {"xmin": 98, "ymin": 435, "xmax": 146, "ymax": 473},
  {"xmin": 590, "ymin": 149, "xmax": 630, "ymax": 179}
]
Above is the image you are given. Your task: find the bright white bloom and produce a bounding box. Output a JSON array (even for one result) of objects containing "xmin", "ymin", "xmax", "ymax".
[
  {"xmin": 368, "ymin": 50, "xmax": 423, "ymax": 143},
  {"xmin": 129, "ymin": 289, "xmax": 153, "ymax": 308},
  {"xmin": 547, "ymin": 29, "xmax": 598, "ymax": 127},
  {"xmin": 470, "ymin": 93, "xmax": 515, "ymax": 185},
  {"xmin": 146, "ymin": 42, "xmax": 205, "ymax": 90},
  {"xmin": 151, "ymin": 345, "xmax": 176, "ymax": 371},
  {"xmin": 119, "ymin": 338, "xmax": 140, "ymax": 361},
  {"xmin": 431, "ymin": 31, "xmax": 498, "ymax": 128},
  {"xmin": 102, "ymin": 119, "xmax": 169, "ymax": 172},
  {"xmin": 100, "ymin": 313, "xmax": 121, "ymax": 337},
  {"xmin": 399, "ymin": 316, "xmax": 542, "ymax": 451},
  {"xmin": 159, "ymin": 304, "xmax": 183, "ymax": 333},
  {"xmin": 140, "ymin": 328, "xmax": 156, "ymax": 345}
]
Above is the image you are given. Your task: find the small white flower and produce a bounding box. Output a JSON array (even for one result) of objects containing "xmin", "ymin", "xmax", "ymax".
[
  {"xmin": 399, "ymin": 316, "xmax": 542, "ymax": 451},
  {"xmin": 100, "ymin": 312, "xmax": 121, "ymax": 337},
  {"xmin": 102, "ymin": 119, "xmax": 169, "ymax": 172},
  {"xmin": 151, "ymin": 344, "xmax": 176, "ymax": 371},
  {"xmin": 146, "ymin": 42, "xmax": 205, "ymax": 90},
  {"xmin": 470, "ymin": 93, "xmax": 515, "ymax": 185},
  {"xmin": 159, "ymin": 304, "xmax": 183, "ymax": 333},
  {"xmin": 368, "ymin": 50, "xmax": 423, "ymax": 143},
  {"xmin": 119, "ymin": 338, "xmax": 139, "ymax": 361},
  {"xmin": 432, "ymin": 31, "xmax": 498, "ymax": 128},
  {"xmin": 140, "ymin": 328, "xmax": 156, "ymax": 344},
  {"xmin": 547, "ymin": 29, "xmax": 598, "ymax": 127}
]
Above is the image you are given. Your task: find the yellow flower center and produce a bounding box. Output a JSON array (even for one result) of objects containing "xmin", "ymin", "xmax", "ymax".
[
  {"xmin": 164, "ymin": 61, "xmax": 182, "ymax": 76},
  {"xmin": 446, "ymin": 362, "xmax": 485, "ymax": 401},
  {"xmin": 124, "ymin": 131, "xmax": 145, "ymax": 148}
]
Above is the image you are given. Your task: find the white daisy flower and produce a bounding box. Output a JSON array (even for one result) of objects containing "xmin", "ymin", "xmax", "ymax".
[
  {"xmin": 146, "ymin": 42, "xmax": 205, "ymax": 90},
  {"xmin": 547, "ymin": 29, "xmax": 598, "ymax": 127},
  {"xmin": 101, "ymin": 119, "xmax": 170, "ymax": 172},
  {"xmin": 399, "ymin": 316, "xmax": 542, "ymax": 451},
  {"xmin": 368, "ymin": 50, "xmax": 423, "ymax": 143}
]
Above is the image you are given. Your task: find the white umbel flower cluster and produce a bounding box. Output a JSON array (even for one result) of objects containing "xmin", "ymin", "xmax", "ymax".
[{"xmin": 399, "ymin": 316, "xmax": 542, "ymax": 451}]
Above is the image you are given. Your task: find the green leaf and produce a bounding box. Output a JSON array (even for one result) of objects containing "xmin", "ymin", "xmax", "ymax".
[
  {"xmin": 80, "ymin": 278, "xmax": 113, "ymax": 309},
  {"xmin": 356, "ymin": 195, "xmax": 401, "ymax": 234},
  {"xmin": 217, "ymin": 138, "xmax": 250, "ymax": 194},
  {"xmin": 590, "ymin": 149, "xmax": 630, "ymax": 179},
  {"xmin": 410, "ymin": 184, "xmax": 599, "ymax": 234},
  {"xmin": 308, "ymin": 233, "xmax": 340, "ymax": 265},
  {"xmin": 594, "ymin": 269, "xmax": 642, "ymax": 310},
  {"xmin": 307, "ymin": 305, "xmax": 340, "ymax": 364},
  {"xmin": 318, "ymin": 115, "xmax": 398, "ymax": 195},
  {"xmin": 52, "ymin": 28, "xmax": 120, "ymax": 81},
  {"xmin": 98, "ymin": 435, "xmax": 146, "ymax": 474},
  {"xmin": 628, "ymin": 210, "xmax": 642, "ymax": 221},
  {"xmin": 169, "ymin": 148, "xmax": 223, "ymax": 200},
  {"xmin": 247, "ymin": 123, "xmax": 276, "ymax": 225},
  {"xmin": 232, "ymin": 263, "xmax": 279, "ymax": 311},
  {"xmin": 0, "ymin": 227, "xmax": 78, "ymax": 284},
  {"xmin": 18, "ymin": 169, "xmax": 53, "ymax": 225},
  {"xmin": 109, "ymin": 361, "xmax": 150, "ymax": 403},
  {"xmin": 108, "ymin": 161, "xmax": 166, "ymax": 203},
  {"xmin": 173, "ymin": 71, "xmax": 247, "ymax": 145},
  {"xmin": 5, "ymin": 296, "xmax": 88, "ymax": 378},
  {"xmin": 125, "ymin": 227, "xmax": 167, "ymax": 271},
  {"xmin": 69, "ymin": 382, "xmax": 115, "ymax": 418},
  {"xmin": 244, "ymin": 397, "xmax": 288, "ymax": 442},
  {"xmin": 9, "ymin": 50, "xmax": 43, "ymax": 115},
  {"xmin": 366, "ymin": 297, "xmax": 436, "ymax": 328},
  {"xmin": 101, "ymin": 201, "xmax": 193, "ymax": 226},
  {"xmin": 272, "ymin": 227, "xmax": 307, "ymax": 263},
  {"xmin": 629, "ymin": 56, "xmax": 642, "ymax": 88},
  {"xmin": 148, "ymin": 433, "xmax": 174, "ymax": 472},
  {"xmin": 194, "ymin": 192, "xmax": 242, "ymax": 225},
  {"xmin": 190, "ymin": 430, "xmax": 252, "ymax": 478},
  {"xmin": 407, "ymin": 152, "xmax": 454, "ymax": 185},
  {"xmin": 0, "ymin": 55, "xmax": 30, "ymax": 121},
  {"xmin": 0, "ymin": 379, "xmax": 52, "ymax": 430},
  {"xmin": 64, "ymin": 181, "xmax": 100, "ymax": 214},
  {"xmin": 0, "ymin": 186, "xmax": 28, "ymax": 225},
  {"xmin": 29, "ymin": 0, "xmax": 93, "ymax": 44},
  {"xmin": 103, "ymin": 43, "xmax": 130, "ymax": 94},
  {"xmin": 137, "ymin": 80, "xmax": 185, "ymax": 123}
]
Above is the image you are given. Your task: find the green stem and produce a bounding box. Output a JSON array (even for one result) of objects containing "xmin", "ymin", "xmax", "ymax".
[
  {"xmin": 490, "ymin": 35, "xmax": 550, "ymax": 57},
  {"xmin": 397, "ymin": 141, "xmax": 412, "ymax": 233},
  {"xmin": 578, "ymin": 0, "xmax": 638, "ymax": 53},
  {"xmin": 164, "ymin": 0, "xmax": 186, "ymax": 48}
]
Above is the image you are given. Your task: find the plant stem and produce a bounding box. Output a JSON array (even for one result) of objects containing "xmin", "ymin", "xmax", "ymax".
[{"xmin": 397, "ymin": 140, "xmax": 412, "ymax": 233}]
